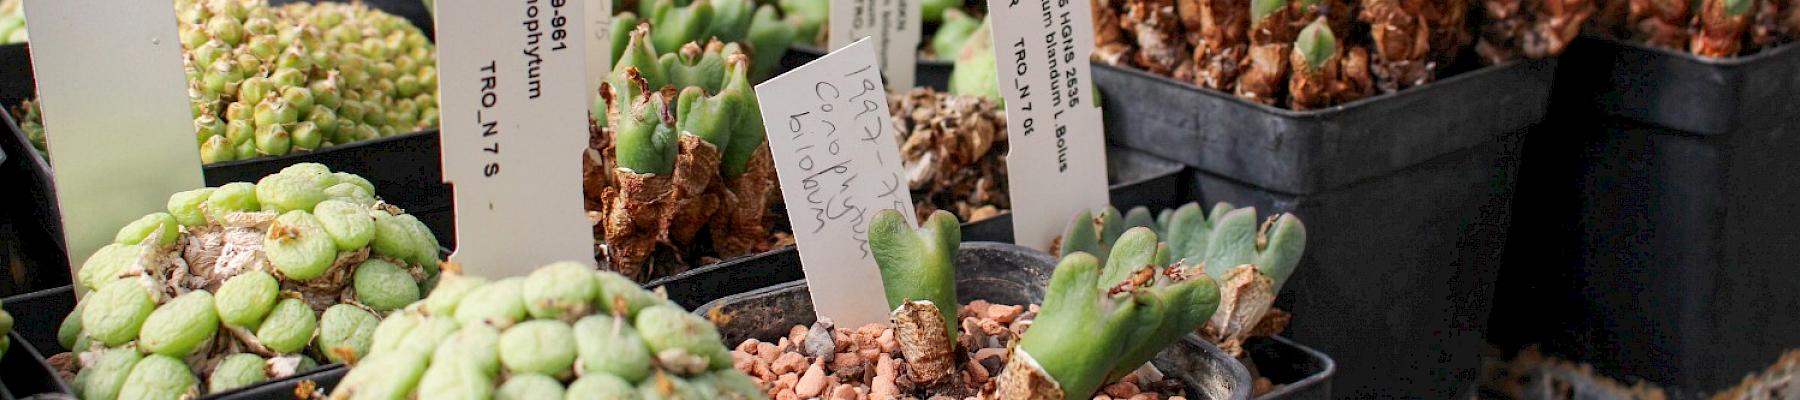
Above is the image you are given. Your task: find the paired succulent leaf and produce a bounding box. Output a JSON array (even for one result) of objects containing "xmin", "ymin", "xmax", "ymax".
[
  {"xmin": 1006, "ymin": 228, "xmax": 1220, "ymax": 400},
  {"xmin": 948, "ymin": 18, "xmax": 1003, "ymax": 105},
  {"xmin": 1296, "ymin": 18, "xmax": 1337, "ymax": 73},
  {"xmin": 1252, "ymin": 0, "xmax": 1290, "ymax": 23},
  {"xmin": 930, "ymin": 9, "xmax": 982, "ymax": 59},
  {"xmin": 868, "ymin": 209, "xmax": 962, "ymax": 344},
  {"xmin": 743, "ymin": 5, "xmax": 797, "ymax": 81},
  {"xmin": 647, "ymin": 0, "xmax": 714, "ymax": 52},
  {"xmin": 605, "ymin": 69, "xmax": 680, "ymax": 176},
  {"xmin": 1057, "ymin": 207, "xmax": 1127, "ymax": 263}
]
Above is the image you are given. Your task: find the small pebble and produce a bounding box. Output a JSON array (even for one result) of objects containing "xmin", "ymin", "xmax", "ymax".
[
  {"xmin": 774, "ymin": 352, "xmax": 808, "ymax": 375},
  {"xmin": 1103, "ymin": 381, "xmax": 1141, "ymax": 398},
  {"xmin": 797, "ymin": 361, "xmax": 829, "ymax": 397},
  {"xmin": 790, "ymin": 324, "xmax": 811, "ymax": 344},
  {"xmin": 1128, "ymin": 394, "xmax": 1159, "ymax": 400},
  {"xmin": 877, "ymin": 329, "xmax": 898, "ymax": 353},
  {"xmin": 964, "ymin": 300, "xmax": 992, "ymax": 319},
  {"xmin": 831, "ymin": 384, "xmax": 859, "ymax": 400},
  {"xmin": 986, "ymin": 304, "xmax": 1023, "ymax": 323}
]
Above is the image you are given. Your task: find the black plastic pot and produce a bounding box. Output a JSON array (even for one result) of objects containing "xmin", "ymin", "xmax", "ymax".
[
  {"xmin": 650, "ymin": 145, "xmax": 1186, "ymax": 310},
  {"xmin": 1096, "ymin": 60, "xmax": 1554, "ymax": 399},
  {"xmin": 1494, "ymin": 38, "xmax": 1800, "ymax": 394},
  {"xmin": 1244, "ymin": 336, "xmax": 1333, "ymax": 400},
  {"xmin": 781, "ymin": 46, "xmax": 955, "ymax": 90},
  {"xmin": 695, "ymin": 242, "xmax": 1253, "ymax": 400}
]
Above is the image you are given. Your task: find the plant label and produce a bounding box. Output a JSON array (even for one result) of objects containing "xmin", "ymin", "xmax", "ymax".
[
  {"xmin": 986, "ymin": 0, "xmax": 1110, "ymax": 251},
  {"xmin": 585, "ymin": 0, "xmax": 611, "ymax": 107},
  {"xmin": 24, "ymin": 0, "xmax": 203, "ymax": 294},
  {"xmin": 437, "ymin": 0, "xmax": 598, "ymax": 277},
  {"xmin": 829, "ymin": 0, "xmax": 921, "ymax": 91},
  {"xmin": 756, "ymin": 39, "xmax": 916, "ymax": 328}
]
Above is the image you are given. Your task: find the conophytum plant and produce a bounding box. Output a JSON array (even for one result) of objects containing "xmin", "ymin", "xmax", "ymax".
[
  {"xmin": 1000, "ymin": 227, "xmax": 1220, "ymax": 400},
  {"xmin": 869, "ymin": 209, "xmax": 962, "ymax": 385}
]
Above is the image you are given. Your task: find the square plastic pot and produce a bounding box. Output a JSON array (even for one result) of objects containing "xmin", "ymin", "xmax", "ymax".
[
  {"xmin": 1096, "ymin": 59, "xmax": 1554, "ymax": 398},
  {"xmin": 1494, "ymin": 37, "xmax": 1800, "ymax": 394},
  {"xmin": 694, "ymin": 241, "xmax": 1254, "ymax": 400},
  {"xmin": 0, "ymin": 331, "xmax": 72, "ymax": 399},
  {"xmin": 647, "ymin": 145, "xmax": 1187, "ymax": 310},
  {"xmin": 1245, "ymin": 336, "xmax": 1334, "ymax": 400}
]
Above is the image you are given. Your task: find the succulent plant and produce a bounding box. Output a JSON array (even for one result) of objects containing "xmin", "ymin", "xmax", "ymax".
[
  {"xmin": 998, "ymin": 227, "xmax": 1221, "ymax": 400},
  {"xmin": 1288, "ymin": 17, "xmax": 1373, "ymax": 110},
  {"xmin": 17, "ymin": 0, "xmax": 439, "ymax": 166},
  {"xmin": 948, "ymin": 18, "xmax": 1003, "ymax": 105},
  {"xmin": 56, "ymin": 163, "xmax": 441, "ymax": 397},
  {"xmin": 1060, "ymin": 202, "xmax": 1306, "ymax": 357},
  {"xmin": 0, "ymin": 299, "xmax": 11, "ymax": 359},
  {"xmin": 327, "ymin": 261, "xmax": 763, "ymax": 400},
  {"xmin": 587, "ymin": 23, "xmax": 780, "ymax": 282},
  {"xmin": 930, "ymin": 9, "xmax": 983, "ymax": 59},
  {"xmin": 868, "ymin": 210, "xmax": 963, "ymax": 386},
  {"xmin": 0, "ymin": 0, "xmax": 25, "ymax": 44}
]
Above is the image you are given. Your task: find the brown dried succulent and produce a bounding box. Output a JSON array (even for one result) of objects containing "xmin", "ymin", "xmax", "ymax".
[
  {"xmin": 1692, "ymin": 0, "xmax": 1756, "ymax": 57},
  {"xmin": 1186, "ymin": 0, "xmax": 1252, "ymax": 90},
  {"xmin": 1525, "ymin": 0, "xmax": 1598, "ymax": 58},
  {"xmin": 890, "ymin": 88, "xmax": 1011, "ymax": 224},
  {"xmin": 1362, "ymin": 0, "xmax": 1436, "ymax": 91},
  {"xmin": 1629, "ymin": 0, "xmax": 1693, "ymax": 49},
  {"xmin": 1124, "ymin": 0, "xmax": 1196, "ymax": 75}
]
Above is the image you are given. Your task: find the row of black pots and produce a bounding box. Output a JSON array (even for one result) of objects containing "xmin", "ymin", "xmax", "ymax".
[
  {"xmin": 1091, "ymin": 32, "xmax": 1800, "ymax": 398},
  {"xmin": 0, "ymin": 241, "xmax": 1329, "ymax": 400}
]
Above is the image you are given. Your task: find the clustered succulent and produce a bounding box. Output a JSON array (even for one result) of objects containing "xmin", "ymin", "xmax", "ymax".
[
  {"xmin": 585, "ymin": 23, "xmax": 782, "ymax": 282},
  {"xmin": 0, "ymin": 0, "xmax": 26, "ymax": 44},
  {"xmin": 1057, "ymin": 202, "xmax": 1307, "ymax": 356},
  {"xmin": 171, "ymin": 0, "xmax": 437, "ymax": 164},
  {"xmin": 12, "ymin": 1, "xmax": 440, "ymax": 165},
  {"xmin": 1584, "ymin": 0, "xmax": 1800, "ymax": 57},
  {"xmin": 327, "ymin": 261, "xmax": 764, "ymax": 400},
  {"xmin": 612, "ymin": 0, "xmax": 799, "ymax": 81},
  {"xmin": 891, "ymin": 87, "xmax": 1011, "ymax": 225},
  {"xmin": 1093, "ymin": 0, "xmax": 1577, "ymax": 110},
  {"xmin": 51, "ymin": 163, "xmax": 442, "ymax": 398}
]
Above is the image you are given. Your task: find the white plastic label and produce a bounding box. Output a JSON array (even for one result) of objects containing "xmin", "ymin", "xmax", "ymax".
[
  {"xmin": 24, "ymin": 0, "xmax": 203, "ymax": 294},
  {"xmin": 584, "ymin": 0, "xmax": 611, "ymax": 107},
  {"xmin": 829, "ymin": 0, "xmax": 920, "ymax": 91},
  {"xmin": 437, "ymin": 0, "xmax": 598, "ymax": 277},
  {"xmin": 986, "ymin": 0, "xmax": 1110, "ymax": 251},
  {"xmin": 755, "ymin": 39, "xmax": 916, "ymax": 328}
]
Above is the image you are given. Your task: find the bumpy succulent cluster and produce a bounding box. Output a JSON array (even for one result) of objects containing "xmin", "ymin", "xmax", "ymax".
[
  {"xmin": 171, "ymin": 0, "xmax": 439, "ymax": 163},
  {"xmin": 862, "ymin": 209, "xmax": 1221, "ymax": 400},
  {"xmin": 585, "ymin": 24, "xmax": 781, "ymax": 282},
  {"xmin": 0, "ymin": 0, "xmax": 26, "ymax": 44},
  {"xmin": 1094, "ymin": 0, "xmax": 1572, "ymax": 109},
  {"xmin": 614, "ymin": 0, "xmax": 799, "ymax": 81},
  {"xmin": 51, "ymin": 163, "xmax": 441, "ymax": 398},
  {"xmin": 891, "ymin": 88, "xmax": 1010, "ymax": 225},
  {"xmin": 1058, "ymin": 202, "xmax": 1306, "ymax": 356},
  {"xmin": 326, "ymin": 261, "xmax": 764, "ymax": 400},
  {"xmin": 1583, "ymin": 0, "xmax": 1800, "ymax": 57}
]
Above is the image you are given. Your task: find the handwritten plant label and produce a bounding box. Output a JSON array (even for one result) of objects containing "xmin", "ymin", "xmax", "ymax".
[
  {"xmin": 437, "ymin": 0, "xmax": 597, "ymax": 277},
  {"xmin": 24, "ymin": 0, "xmax": 203, "ymax": 294},
  {"xmin": 756, "ymin": 39, "xmax": 916, "ymax": 328},
  {"xmin": 584, "ymin": 0, "xmax": 612, "ymax": 106},
  {"xmin": 829, "ymin": 0, "xmax": 921, "ymax": 91},
  {"xmin": 986, "ymin": 0, "xmax": 1110, "ymax": 251}
]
